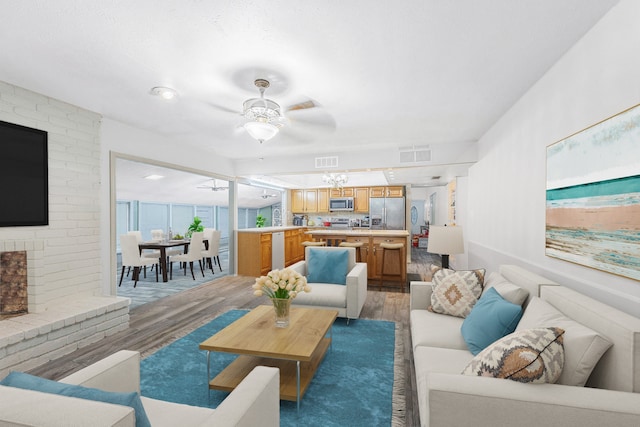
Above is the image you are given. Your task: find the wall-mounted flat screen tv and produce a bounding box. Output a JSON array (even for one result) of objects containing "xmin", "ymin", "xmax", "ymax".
[{"xmin": 0, "ymin": 120, "xmax": 48, "ymax": 227}]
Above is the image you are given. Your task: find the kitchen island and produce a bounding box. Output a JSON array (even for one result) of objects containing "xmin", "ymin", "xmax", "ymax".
[
  {"xmin": 305, "ymin": 229, "xmax": 409, "ymax": 286},
  {"xmin": 237, "ymin": 226, "xmax": 312, "ymax": 277}
]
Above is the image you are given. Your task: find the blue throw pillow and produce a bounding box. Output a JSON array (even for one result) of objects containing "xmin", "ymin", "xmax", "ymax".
[
  {"xmin": 0, "ymin": 371, "xmax": 150, "ymax": 427},
  {"xmin": 461, "ymin": 287, "xmax": 524, "ymax": 355},
  {"xmin": 307, "ymin": 248, "xmax": 349, "ymax": 285}
]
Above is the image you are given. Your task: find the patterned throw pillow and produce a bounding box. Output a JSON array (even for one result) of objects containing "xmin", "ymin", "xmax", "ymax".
[
  {"xmin": 461, "ymin": 327, "xmax": 565, "ymax": 384},
  {"xmin": 429, "ymin": 266, "xmax": 485, "ymax": 318}
]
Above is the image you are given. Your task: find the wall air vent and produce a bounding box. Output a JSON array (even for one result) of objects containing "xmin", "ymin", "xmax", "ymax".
[
  {"xmin": 399, "ymin": 145, "xmax": 431, "ymax": 163},
  {"xmin": 315, "ymin": 156, "xmax": 339, "ymax": 169}
]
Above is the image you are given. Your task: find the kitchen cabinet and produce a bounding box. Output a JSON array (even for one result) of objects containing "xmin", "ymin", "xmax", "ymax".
[
  {"xmin": 370, "ymin": 186, "xmax": 405, "ymax": 198},
  {"xmin": 238, "ymin": 231, "xmax": 272, "ymax": 276},
  {"xmin": 387, "ymin": 186, "xmax": 405, "ymax": 198},
  {"xmin": 284, "ymin": 228, "xmax": 306, "ymax": 266},
  {"xmin": 261, "ymin": 233, "xmax": 273, "ymax": 275},
  {"xmin": 354, "ymin": 187, "xmax": 369, "ymax": 213},
  {"xmin": 239, "ymin": 227, "xmax": 311, "ymax": 276},
  {"xmin": 329, "ymin": 187, "xmax": 354, "ymax": 197},
  {"xmin": 317, "ymin": 189, "xmax": 329, "ymax": 213},
  {"xmin": 291, "ymin": 189, "xmax": 318, "ymax": 213},
  {"xmin": 291, "ymin": 190, "xmax": 305, "ymax": 213},
  {"xmin": 284, "ymin": 230, "xmax": 295, "ymax": 266},
  {"xmin": 305, "ymin": 190, "xmax": 318, "ymax": 212},
  {"xmin": 370, "ymin": 236, "xmax": 406, "ymax": 282}
]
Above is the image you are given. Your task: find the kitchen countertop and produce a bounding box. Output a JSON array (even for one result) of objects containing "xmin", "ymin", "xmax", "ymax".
[
  {"xmin": 237, "ymin": 226, "xmax": 306, "ymax": 233},
  {"xmin": 237, "ymin": 227, "xmax": 408, "ymax": 236},
  {"xmin": 306, "ymin": 229, "xmax": 409, "ymax": 237}
]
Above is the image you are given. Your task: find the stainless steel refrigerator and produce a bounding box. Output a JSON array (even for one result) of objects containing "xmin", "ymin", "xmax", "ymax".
[{"xmin": 369, "ymin": 197, "xmax": 405, "ymax": 230}]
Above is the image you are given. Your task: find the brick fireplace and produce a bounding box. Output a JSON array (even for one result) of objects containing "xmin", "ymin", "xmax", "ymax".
[
  {"xmin": 0, "ymin": 240, "xmax": 45, "ymax": 314},
  {"xmin": 0, "ymin": 250, "xmax": 28, "ymax": 317},
  {"xmin": 0, "ymin": 240, "xmax": 130, "ymax": 378}
]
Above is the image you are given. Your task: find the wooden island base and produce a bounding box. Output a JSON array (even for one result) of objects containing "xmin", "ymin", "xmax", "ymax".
[{"xmin": 306, "ymin": 229, "xmax": 410, "ymax": 285}]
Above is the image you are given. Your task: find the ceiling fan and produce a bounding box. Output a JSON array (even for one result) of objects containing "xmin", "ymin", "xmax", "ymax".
[
  {"xmin": 212, "ymin": 76, "xmax": 336, "ymax": 143},
  {"xmin": 196, "ymin": 179, "xmax": 228, "ymax": 191},
  {"xmin": 260, "ymin": 189, "xmax": 278, "ymax": 199}
]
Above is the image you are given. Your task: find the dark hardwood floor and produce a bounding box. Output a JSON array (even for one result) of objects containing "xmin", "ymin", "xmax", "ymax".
[{"xmin": 29, "ymin": 247, "xmax": 438, "ymax": 427}]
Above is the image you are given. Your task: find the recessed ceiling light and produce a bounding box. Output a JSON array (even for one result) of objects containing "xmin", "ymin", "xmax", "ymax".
[
  {"xmin": 150, "ymin": 86, "xmax": 178, "ymax": 100},
  {"xmin": 144, "ymin": 174, "xmax": 164, "ymax": 180}
]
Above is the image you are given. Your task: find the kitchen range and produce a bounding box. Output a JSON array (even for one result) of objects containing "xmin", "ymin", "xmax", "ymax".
[{"xmin": 329, "ymin": 217, "xmax": 350, "ymax": 229}]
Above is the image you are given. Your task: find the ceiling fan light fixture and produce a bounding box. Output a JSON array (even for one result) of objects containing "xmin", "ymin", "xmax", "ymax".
[
  {"xmin": 243, "ymin": 120, "xmax": 279, "ymax": 142},
  {"xmin": 242, "ymin": 79, "xmax": 285, "ymax": 143}
]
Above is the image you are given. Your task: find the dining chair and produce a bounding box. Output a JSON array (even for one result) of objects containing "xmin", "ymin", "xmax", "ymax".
[
  {"xmin": 119, "ymin": 234, "xmax": 159, "ymax": 287},
  {"xmin": 151, "ymin": 228, "xmax": 183, "ymax": 260},
  {"xmin": 169, "ymin": 231, "xmax": 205, "ymax": 280},
  {"xmin": 127, "ymin": 230, "xmax": 161, "ymax": 259},
  {"xmin": 150, "ymin": 229, "xmax": 164, "ymax": 241},
  {"xmin": 202, "ymin": 228, "xmax": 222, "ymax": 273},
  {"xmin": 124, "ymin": 230, "xmax": 162, "ymax": 276}
]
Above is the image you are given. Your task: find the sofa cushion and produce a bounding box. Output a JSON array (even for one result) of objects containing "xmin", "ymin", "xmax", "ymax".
[
  {"xmin": 461, "ymin": 287, "xmax": 523, "ymax": 355},
  {"xmin": 0, "ymin": 371, "xmax": 151, "ymax": 427},
  {"xmin": 410, "ymin": 309, "xmax": 467, "ymax": 351},
  {"xmin": 289, "ymin": 283, "xmax": 347, "ymax": 308},
  {"xmin": 516, "ymin": 296, "xmax": 613, "ymax": 387},
  {"xmin": 429, "ymin": 267, "xmax": 485, "ymax": 318},
  {"xmin": 461, "ymin": 327, "xmax": 565, "ymax": 384},
  {"xmin": 307, "ymin": 248, "xmax": 349, "ymax": 285},
  {"xmin": 482, "ymin": 271, "xmax": 529, "ymax": 306}
]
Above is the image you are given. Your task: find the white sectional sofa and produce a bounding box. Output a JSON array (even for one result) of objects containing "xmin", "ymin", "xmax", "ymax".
[
  {"xmin": 0, "ymin": 350, "xmax": 280, "ymax": 427},
  {"xmin": 410, "ymin": 264, "xmax": 640, "ymax": 427}
]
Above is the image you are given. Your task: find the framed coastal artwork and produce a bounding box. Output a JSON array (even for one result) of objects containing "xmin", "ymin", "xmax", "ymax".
[{"xmin": 546, "ymin": 104, "xmax": 640, "ymax": 281}]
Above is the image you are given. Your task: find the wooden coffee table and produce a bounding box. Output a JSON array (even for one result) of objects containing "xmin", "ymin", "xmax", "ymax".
[{"xmin": 199, "ymin": 305, "xmax": 338, "ymax": 410}]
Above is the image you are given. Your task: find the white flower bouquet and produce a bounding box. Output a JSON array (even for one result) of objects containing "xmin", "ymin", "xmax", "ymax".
[{"xmin": 252, "ymin": 268, "xmax": 311, "ymax": 299}]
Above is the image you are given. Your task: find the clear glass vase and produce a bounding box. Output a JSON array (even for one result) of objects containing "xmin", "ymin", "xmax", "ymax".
[{"xmin": 271, "ymin": 297, "xmax": 291, "ymax": 328}]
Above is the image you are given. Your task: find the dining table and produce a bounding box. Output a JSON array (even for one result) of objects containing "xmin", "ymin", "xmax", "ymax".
[{"xmin": 138, "ymin": 239, "xmax": 190, "ymax": 282}]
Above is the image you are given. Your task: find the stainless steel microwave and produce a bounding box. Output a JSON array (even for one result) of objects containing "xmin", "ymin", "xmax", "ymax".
[{"xmin": 329, "ymin": 197, "xmax": 354, "ymax": 211}]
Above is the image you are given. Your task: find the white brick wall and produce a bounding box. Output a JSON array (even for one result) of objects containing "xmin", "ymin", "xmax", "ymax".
[
  {"xmin": 0, "ymin": 81, "xmax": 102, "ymax": 313},
  {"xmin": 0, "ymin": 81, "xmax": 131, "ymax": 375}
]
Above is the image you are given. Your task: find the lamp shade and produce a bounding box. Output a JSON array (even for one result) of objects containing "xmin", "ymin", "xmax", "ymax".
[
  {"xmin": 427, "ymin": 226, "xmax": 464, "ymax": 255},
  {"xmin": 243, "ymin": 121, "xmax": 279, "ymax": 142}
]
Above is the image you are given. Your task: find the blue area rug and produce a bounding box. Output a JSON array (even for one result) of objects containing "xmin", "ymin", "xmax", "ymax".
[{"xmin": 140, "ymin": 309, "xmax": 397, "ymax": 426}]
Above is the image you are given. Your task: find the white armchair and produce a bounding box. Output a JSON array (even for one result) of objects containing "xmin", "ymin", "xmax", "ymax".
[{"xmin": 289, "ymin": 246, "xmax": 367, "ymax": 324}]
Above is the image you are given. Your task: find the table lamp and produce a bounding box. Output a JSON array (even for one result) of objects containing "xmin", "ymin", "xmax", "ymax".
[{"xmin": 427, "ymin": 225, "xmax": 464, "ymax": 269}]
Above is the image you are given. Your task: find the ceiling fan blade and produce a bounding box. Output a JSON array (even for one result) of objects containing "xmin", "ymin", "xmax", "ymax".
[
  {"xmin": 208, "ymin": 102, "xmax": 240, "ymax": 114},
  {"xmin": 286, "ymin": 108, "xmax": 336, "ymax": 133},
  {"xmin": 286, "ymin": 100, "xmax": 317, "ymax": 111}
]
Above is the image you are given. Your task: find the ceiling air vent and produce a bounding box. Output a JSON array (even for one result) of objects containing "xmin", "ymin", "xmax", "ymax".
[
  {"xmin": 399, "ymin": 145, "xmax": 431, "ymax": 163},
  {"xmin": 315, "ymin": 156, "xmax": 339, "ymax": 169}
]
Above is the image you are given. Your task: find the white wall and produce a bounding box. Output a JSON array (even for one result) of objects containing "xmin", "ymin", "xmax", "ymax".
[
  {"xmin": 467, "ymin": 0, "xmax": 640, "ymax": 316},
  {"xmin": 450, "ymin": 176, "xmax": 468, "ymax": 270},
  {"xmin": 0, "ymin": 81, "xmax": 102, "ymax": 312},
  {"xmin": 433, "ymin": 186, "xmax": 448, "ymax": 226}
]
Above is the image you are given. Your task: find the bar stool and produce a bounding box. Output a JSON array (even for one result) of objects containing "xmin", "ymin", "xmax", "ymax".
[
  {"xmin": 301, "ymin": 240, "xmax": 326, "ymax": 247},
  {"xmin": 338, "ymin": 241, "xmax": 364, "ymax": 262},
  {"xmin": 379, "ymin": 242, "xmax": 405, "ymax": 291}
]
